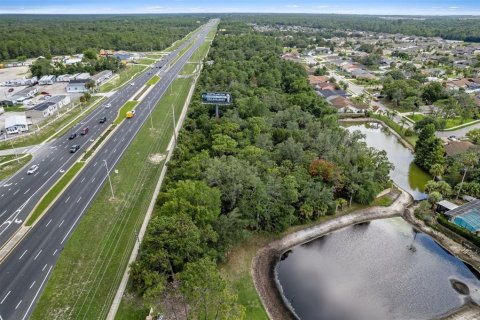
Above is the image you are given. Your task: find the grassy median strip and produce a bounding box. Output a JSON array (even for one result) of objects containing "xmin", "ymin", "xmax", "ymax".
[
  {"xmin": 0, "ymin": 97, "xmax": 101, "ymax": 150},
  {"xmin": 114, "ymin": 101, "xmax": 139, "ymax": 125},
  {"xmin": 31, "ymin": 77, "xmax": 194, "ymax": 320},
  {"xmin": 147, "ymin": 75, "xmax": 160, "ymax": 86},
  {"xmin": 0, "ymin": 154, "xmax": 32, "ymax": 181},
  {"xmin": 26, "ymin": 162, "xmax": 85, "ymax": 226},
  {"xmin": 82, "ymin": 125, "xmax": 116, "ymax": 161}
]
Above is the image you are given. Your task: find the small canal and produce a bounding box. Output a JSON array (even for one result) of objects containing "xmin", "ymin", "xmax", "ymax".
[
  {"xmin": 343, "ymin": 122, "xmax": 430, "ymax": 200},
  {"xmin": 274, "ymin": 121, "xmax": 480, "ymax": 319}
]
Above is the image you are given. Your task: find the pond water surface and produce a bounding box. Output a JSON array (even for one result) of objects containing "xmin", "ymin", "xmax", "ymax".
[
  {"xmin": 275, "ymin": 218, "xmax": 480, "ymax": 320},
  {"xmin": 343, "ymin": 122, "xmax": 430, "ymax": 200}
]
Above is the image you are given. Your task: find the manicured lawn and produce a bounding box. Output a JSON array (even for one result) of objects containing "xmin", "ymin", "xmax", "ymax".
[
  {"xmin": 0, "ymin": 97, "xmax": 103, "ymax": 150},
  {"xmin": 114, "ymin": 101, "xmax": 139, "ymax": 125},
  {"xmin": 26, "ymin": 162, "xmax": 84, "ymax": 226},
  {"xmin": 31, "ymin": 77, "xmax": 194, "ymax": 320},
  {"xmin": 0, "ymin": 154, "xmax": 32, "ymax": 181},
  {"xmin": 100, "ymin": 65, "xmax": 146, "ymax": 93},
  {"xmin": 405, "ymin": 113, "xmax": 477, "ymax": 129},
  {"xmin": 146, "ymin": 53, "xmax": 164, "ymax": 59},
  {"xmin": 146, "ymin": 75, "xmax": 160, "ymax": 86},
  {"xmin": 189, "ymin": 42, "xmax": 211, "ymax": 62}
]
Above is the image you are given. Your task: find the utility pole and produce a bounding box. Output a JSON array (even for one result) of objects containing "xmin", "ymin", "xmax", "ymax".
[
  {"xmin": 5, "ymin": 133, "xmax": 19, "ymax": 163},
  {"xmin": 103, "ymin": 159, "xmax": 115, "ymax": 199},
  {"xmin": 172, "ymin": 105, "xmax": 177, "ymax": 148}
]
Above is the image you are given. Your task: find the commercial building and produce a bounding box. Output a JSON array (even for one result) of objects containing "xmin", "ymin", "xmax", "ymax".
[
  {"xmin": 90, "ymin": 70, "xmax": 112, "ymax": 86},
  {"xmin": 26, "ymin": 95, "xmax": 71, "ymax": 118},
  {"xmin": 5, "ymin": 114, "xmax": 28, "ymax": 134},
  {"xmin": 38, "ymin": 75, "xmax": 56, "ymax": 85},
  {"xmin": 8, "ymin": 86, "xmax": 38, "ymax": 104},
  {"xmin": 66, "ymin": 79, "xmax": 89, "ymax": 93}
]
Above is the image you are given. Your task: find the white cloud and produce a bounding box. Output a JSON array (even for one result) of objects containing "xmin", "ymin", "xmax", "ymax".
[{"xmin": 286, "ymin": 5, "xmax": 301, "ymax": 8}]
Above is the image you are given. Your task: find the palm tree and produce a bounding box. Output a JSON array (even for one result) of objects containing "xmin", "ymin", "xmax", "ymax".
[
  {"xmin": 400, "ymin": 118, "xmax": 407, "ymax": 129},
  {"xmin": 429, "ymin": 163, "xmax": 445, "ymax": 181},
  {"xmin": 456, "ymin": 152, "xmax": 479, "ymax": 199}
]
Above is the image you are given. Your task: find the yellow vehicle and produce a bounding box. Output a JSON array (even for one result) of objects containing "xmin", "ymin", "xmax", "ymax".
[{"xmin": 126, "ymin": 110, "xmax": 135, "ymax": 118}]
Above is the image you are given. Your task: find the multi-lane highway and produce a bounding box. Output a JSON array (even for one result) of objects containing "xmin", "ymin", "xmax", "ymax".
[
  {"xmin": 0, "ymin": 19, "xmax": 217, "ymax": 320},
  {"xmin": 0, "ymin": 21, "xmax": 210, "ymax": 245}
]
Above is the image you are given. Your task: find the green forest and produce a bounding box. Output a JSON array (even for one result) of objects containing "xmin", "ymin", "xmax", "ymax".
[
  {"xmin": 0, "ymin": 15, "xmax": 206, "ymax": 61},
  {"xmin": 128, "ymin": 21, "xmax": 393, "ymax": 318},
  {"xmin": 222, "ymin": 14, "xmax": 480, "ymax": 42}
]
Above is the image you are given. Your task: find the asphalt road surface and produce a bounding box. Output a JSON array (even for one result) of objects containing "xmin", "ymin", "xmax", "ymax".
[{"xmin": 0, "ymin": 19, "xmax": 217, "ymax": 320}]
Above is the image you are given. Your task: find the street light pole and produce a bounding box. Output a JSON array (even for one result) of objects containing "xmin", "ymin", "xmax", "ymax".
[
  {"xmin": 103, "ymin": 159, "xmax": 115, "ymax": 199},
  {"xmin": 5, "ymin": 133, "xmax": 19, "ymax": 163},
  {"xmin": 171, "ymin": 105, "xmax": 177, "ymax": 148}
]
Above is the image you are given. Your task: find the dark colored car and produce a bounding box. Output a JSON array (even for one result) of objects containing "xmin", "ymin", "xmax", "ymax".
[
  {"xmin": 80, "ymin": 127, "xmax": 89, "ymax": 135},
  {"xmin": 70, "ymin": 145, "xmax": 80, "ymax": 153},
  {"xmin": 69, "ymin": 133, "xmax": 77, "ymax": 140},
  {"xmin": 99, "ymin": 117, "xmax": 107, "ymax": 124},
  {"xmin": 8, "ymin": 88, "xmax": 14, "ymax": 93}
]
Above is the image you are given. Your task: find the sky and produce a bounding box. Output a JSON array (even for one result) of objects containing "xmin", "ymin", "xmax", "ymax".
[{"xmin": 0, "ymin": 0, "xmax": 480, "ymax": 15}]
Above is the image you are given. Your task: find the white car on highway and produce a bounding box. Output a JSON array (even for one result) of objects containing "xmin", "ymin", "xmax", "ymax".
[
  {"xmin": 27, "ymin": 165, "xmax": 38, "ymax": 175},
  {"xmin": 104, "ymin": 103, "xmax": 111, "ymax": 108}
]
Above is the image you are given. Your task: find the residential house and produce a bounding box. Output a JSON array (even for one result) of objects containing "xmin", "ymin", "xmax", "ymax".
[
  {"xmin": 308, "ymin": 75, "xmax": 329, "ymax": 86},
  {"xmin": 443, "ymin": 199, "xmax": 480, "ymax": 235},
  {"xmin": 444, "ymin": 141, "xmax": 475, "ymax": 157}
]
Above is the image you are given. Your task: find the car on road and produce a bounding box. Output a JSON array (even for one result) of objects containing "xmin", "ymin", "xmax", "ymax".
[
  {"xmin": 80, "ymin": 127, "xmax": 89, "ymax": 135},
  {"xmin": 99, "ymin": 117, "xmax": 107, "ymax": 124},
  {"xmin": 40, "ymin": 91, "xmax": 49, "ymax": 95},
  {"xmin": 69, "ymin": 133, "xmax": 77, "ymax": 140},
  {"xmin": 126, "ymin": 110, "xmax": 135, "ymax": 118},
  {"xmin": 27, "ymin": 165, "xmax": 38, "ymax": 175},
  {"xmin": 70, "ymin": 145, "xmax": 80, "ymax": 153},
  {"xmin": 104, "ymin": 103, "xmax": 111, "ymax": 108},
  {"xmin": 131, "ymin": 82, "xmax": 135, "ymax": 86},
  {"xmin": 448, "ymin": 135, "xmax": 458, "ymax": 141},
  {"xmin": 8, "ymin": 88, "xmax": 14, "ymax": 93}
]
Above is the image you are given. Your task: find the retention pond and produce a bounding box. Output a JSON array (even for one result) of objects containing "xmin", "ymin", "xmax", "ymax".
[{"xmin": 275, "ymin": 217, "xmax": 480, "ymax": 320}]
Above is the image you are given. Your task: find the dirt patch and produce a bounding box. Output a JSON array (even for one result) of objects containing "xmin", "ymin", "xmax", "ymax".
[{"xmin": 148, "ymin": 153, "xmax": 165, "ymax": 164}]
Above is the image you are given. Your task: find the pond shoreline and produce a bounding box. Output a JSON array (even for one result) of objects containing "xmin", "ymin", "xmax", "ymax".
[
  {"xmin": 339, "ymin": 117, "xmax": 414, "ymax": 151},
  {"xmin": 252, "ymin": 188, "xmax": 480, "ymax": 320}
]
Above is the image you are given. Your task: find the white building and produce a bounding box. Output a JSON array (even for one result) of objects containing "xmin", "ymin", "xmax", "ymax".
[
  {"xmin": 26, "ymin": 95, "xmax": 71, "ymax": 118},
  {"xmin": 74, "ymin": 73, "xmax": 90, "ymax": 80},
  {"xmin": 9, "ymin": 86, "xmax": 38, "ymax": 104},
  {"xmin": 5, "ymin": 114, "xmax": 28, "ymax": 134},
  {"xmin": 90, "ymin": 70, "xmax": 112, "ymax": 86},
  {"xmin": 38, "ymin": 75, "xmax": 56, "ymax": 85},
  {"xmin": 66, "ymin": 79, "xmax": 89, "ymax": 93}
]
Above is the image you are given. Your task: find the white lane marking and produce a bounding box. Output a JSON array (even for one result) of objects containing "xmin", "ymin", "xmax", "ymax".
[
  {"xmin": 58, "ymin": 220, "xmax": 64, "ymax": 228},
  {"xmin": 65, "ymin": 196, "xmax": 70, "ymax": 203},
  {"xmin": 113, "ymin": 148, "xmax": 117, "ymax": 153},
  {"xmin": 24, "ymin": 188, "xmax": 30, "ymax": 195},
  {"xmin": 77, "ymin": 197, "xmax": 82, "ymax": 203},
  {"xmin": 13, "ymin": 189, "xmax": 19, "ymax": 195},
  {"xmin": 29, "ymin": 281, "xmax": 36, "ymax": 289},
  {"xmin": 19, "ymin": 250, "xmax": 27, "ymax": 260},
  {"xmin": 81, "ymin": 177, "xmax": 85, "ymax": 183},
  {"xmin": 42, "ymin": 264, "xmax": 47, "ymax": 271},
  {"xmin": 0, "ymin": 210, "xmax": 6, "ymax": 218},
  {"xmin": 91, "ymin": 177, "xmax": 95, "ymax": 183},
  {"xmin": 0, "ymin": 291, "xmax": 11, "ymax": 304},
  {"xmin": 52, "ymin": 249, "xmax": 58, "ymax": 256},
  {"xmin": 21, "ymin": 177, "xmax": 24, "ymax": 180},
  {"xmin": 43, "ymin": 171, "xmax": 49, "ymax": 176},
  {"xmin": 0, "ymin": 194, "xmax": 3, "ymax": 197},
  {"xmin": 22, "ymin": 265, "xmax": 53, "ymax": 320},
  {"xmin": 45, "ymin": 219, "xmax": 52, "ymax": 227},
  {"xmin": 15, "ymin": 300, "xmax": 22, "ymax": 310},
  {"xmin": 93, "ymin": 162, "xmax": 97, "ymax": 167},
  {"xmin": 14, "ymin": 183, "xmax": 17, "ymax": 186},
  {"xmin": 34, "ymin": 250, "xmax": 42, "ymax": 260},
  {"xmin": 59, "ymin": 156, "xmax": 64, "ymax": 161}
]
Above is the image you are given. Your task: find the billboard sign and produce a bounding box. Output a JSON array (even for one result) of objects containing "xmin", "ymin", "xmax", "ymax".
[{"xmin": 201, "ymin": 92, "xmax": 232, "ymax": 105}]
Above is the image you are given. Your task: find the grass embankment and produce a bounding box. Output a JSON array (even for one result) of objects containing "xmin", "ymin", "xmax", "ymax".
[
  {"xmin": 31, "ymin": 77, "xmax": 194, "ymax": 320},
  {"xmin": 0, "ymin": 154, "xmax": 32, "ymax": 181},
  {"xmin": 180, "ymin": 62, "xmax": 198, "ymax": 75},
  {"xmin": 114, "ymin": 101, "xmax": 139, "ymax": 125},
  {"xmin": 100, "ymin": 65, "xmax": 146, "ymax": 93},
  {"xmin": 0, "ymin": 97, "xmax": 102, "ymax": 150},
  {"xmin": 371, "ymin": 114, "xmax": 418, "ymax": 147},
  {"xmin": 405, "ymin": 113, "xmax": 479, "ymax": 130},
  {"xmin": 189, "ymin": 42, "xmax": 211, "ymax": 62},
  {"xmin": 145, "ymin": 53, "xmax": 164, "ymax": 59},
  {"xmin": 26, "ymin": 162, "xmax": 84, "ymax": 226},
  {"xmin": 147, "ymin": 75, "xmax": 160, "ymax": 86}
]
